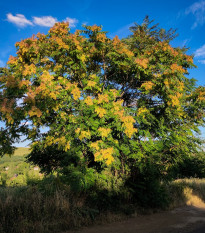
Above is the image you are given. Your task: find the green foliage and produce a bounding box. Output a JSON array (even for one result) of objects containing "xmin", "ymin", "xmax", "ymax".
[{"xmin": 170, "ymin": 152, "xmax": 205, "ymax": 179}]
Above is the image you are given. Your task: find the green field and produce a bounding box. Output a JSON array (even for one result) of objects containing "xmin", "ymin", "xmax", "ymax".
[{"xmin": 0, "ymin": 147, "xmax": 42, "ymax": 186}]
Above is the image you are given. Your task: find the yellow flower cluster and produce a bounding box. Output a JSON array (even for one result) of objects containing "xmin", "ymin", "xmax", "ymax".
[
  {"xmin": 114, "ymin": 109, "xmax": 124, "ymax": 119},
  {"xmin": 98, "ymin": 127, "xmax": 111, "ymax": 137},
  {"xmin": 24, "ymin": 90, "xmax": 36, "ymax": 104},
  {"xmin": 89, "ymin": 25, "xmax": 102, "ymax": 32},
  {"xmin": 185, "ymin": 55, "xmax": 193, "ymax": 63},
  {"xmin": 71, "ymin": 87, "xmax": 81, "ymax": 100},
  {"xmin": 5, "ymin": 76, "xmax": 17, "ymax": 88},
  {"xmin": 112, "ymin": 35, "xmax": 121, "ymax": 47},
  {"xmin": 81, "ymin": 54, "xmax": 86, "ymax": 62},
  {"xmin": 119, "ymin": 47, "xmax": 134, "ymax": 57},
  {"xmin": 121, "ymin": 116, "xmax": 137, "ymax": 138},
  {"xmin": 141, "ymin": 81, "xmax": 154, "ymax": 91},
  {"xmin": 54, "ymin": 64, "xmax": 63, "ymax": 72},
  {"xmin": 49, "ymin": 22, "xmax": 69, "ymax": 35},
  {"xmin": 137, "ymin": 107, "xmax": 149, "ymax": 117},
  {"xmin": 79, "ymin": 131, "xmax": 91, "ymax": 140},
  {"xmin": 178, "ymin": 81, "xmax": 184, "ymax": 92},
  {"xmin": 113, "ymin": 100, "xmax": 123, "ymax": 111},
  {"xmin": 65, "ymin": 82, "xmax": 73, "ymax": 90},
  {"xmin": 41, "ymin": 71, "xmax": 54, "ymax": 83},
  {"xmin": 198, "ymin": 90, "xmax": 205, "ymax": 101},
  {"xmin": 45, "ymin": 135, "xmax": 70, "ymax": 151},
  {"xmin": 7, "ymin": 55, "xmax": 18, "ymax": 65},
  {"xmin": 95, "ymin": 107, "xmax": 106, "ymax": 118},
  {"xmin": 0, "ymin": 99, "xmax": 14, "ymax": 115},
  {"xmin": 19, "ymin": 80, "xmax": 31, "ymax": 88},
  {"xmin": 110, "ymin": 89, "xmax": 119, "ymax": 98},
  {"xmin": 135, "ymin": 58, "xmax": 149, "ymax": 69},
  {"xmin": 90, "ymin": 140, "xmax": 102, "ymax": 150},
  {"xmin": 97, "ymin": 94, "xmax": 109, "ymax": 103},
  {"xmin": 170, "ymin": 64, "xmax": 185, "ymax": 73},
  {"xmin": 84, "ymin": 96, "xmax": 93, "ymax": 106},
  {"xmin": 54, "ymin": 37, "xmax": 69, "ymax": 50},
  {"xmin": 28, "ymin": 106, "xmax": 42, "ymax": 118},
  {"xmin": 113, "ymin": 104, "xmax": 137, "ymax": 138},
  {"xmin": 75, "ymin": 128, "xmax": 81, "ymax": 134},
  {"xmin": 96, "ymin": 33, "xmax": 106, "ymax": 42},
  {"xmin": 168, "ymin": 93, "xmax": 182, "ymax": 106},
  {"xmin": 87, "ymin": 80, "xmax": 96, "ymax": 87},
  {"xmin": 44, "ymin": 135, "xmax": 54, "ymax": 146},
  {"xmin": 164, "ymin": 79, "xmax": 169, "ymax": 87},
  {"xmin": 94, "ymin": 147, "xmax": 114, "ymax": 165}
]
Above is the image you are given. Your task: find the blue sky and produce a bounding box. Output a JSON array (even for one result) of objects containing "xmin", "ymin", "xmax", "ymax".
[{"xmin": 0, "ymin": 0, "xmax": 205, "ymax": 146}]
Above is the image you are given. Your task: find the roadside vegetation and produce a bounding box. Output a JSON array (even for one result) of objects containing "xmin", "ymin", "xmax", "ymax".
[{"xmin": 0, "ymin": 148, "xmax": 205, "ymax": 233}]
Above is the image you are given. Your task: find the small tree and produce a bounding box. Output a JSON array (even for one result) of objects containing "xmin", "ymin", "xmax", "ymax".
[{"xmin": 0, "ymin": 18, "xmax": 204, "ymax": 189}]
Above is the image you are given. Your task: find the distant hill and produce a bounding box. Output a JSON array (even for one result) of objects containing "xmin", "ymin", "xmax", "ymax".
[{"xmin": 13, "ymin": 147, "xmax": 30, "ymax": 156}]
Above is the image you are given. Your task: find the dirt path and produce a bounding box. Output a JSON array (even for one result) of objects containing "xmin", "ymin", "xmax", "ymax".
[
  {"xmin": 66, "ymin": 205, "xmax": 205, "ymax": 233},
  {"xmin": 65, "ymin": 190, "xmax": 205, "ymax": 233}
]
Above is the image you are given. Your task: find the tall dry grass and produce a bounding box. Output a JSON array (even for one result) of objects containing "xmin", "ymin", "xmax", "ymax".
[
  {"xmin": 168, "ymin": 178, "xmax": 205, "ymax": 209},
  {"xmin": 1, "ymin": 178, "xmax": 205, "ymax": 233},
  {"xmin": 0, "ymin": 186, "xmax": 96, "ymax": 233}
]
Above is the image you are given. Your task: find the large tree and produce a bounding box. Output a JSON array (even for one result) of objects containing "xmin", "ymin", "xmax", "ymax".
[{"xmin": 0, "ymin": 17, "xmax": 204, "ymax": 181}]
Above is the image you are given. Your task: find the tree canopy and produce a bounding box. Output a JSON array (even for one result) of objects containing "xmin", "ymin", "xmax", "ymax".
[{"xmin": 0, "ymin": 17, "xmax": 205, "ymax": 181}]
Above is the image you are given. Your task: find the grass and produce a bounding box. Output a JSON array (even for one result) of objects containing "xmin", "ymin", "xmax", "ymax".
[
  {"xmin": 167, "ymin": 178, "xmax": 205, "ymax": 209},
  {"xmin": 13, "ymin": 147, "xmax": 30, "ymax": 156}
]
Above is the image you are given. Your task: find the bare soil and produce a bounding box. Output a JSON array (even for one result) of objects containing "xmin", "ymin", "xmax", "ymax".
[{"xmin": 65, "ymin": 191, "xmax": 205, "ymax": 233}]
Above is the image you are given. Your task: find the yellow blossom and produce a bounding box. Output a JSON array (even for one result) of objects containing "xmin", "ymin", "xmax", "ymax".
[
  {"xmin": 28, "ymin": 106, "xmax": 42, "ymax": 117},
  {"xmin": 71, "ymin": 87, "xmax": 81, "ymax": 100},
  {"xmin": 137, "ymin": 107, "xmax": 148, "ymax": 117},
  {"xmin": 75, "ymin": 128, "xmax": 81, "ymax": 134},
  {"xmin": 90, "ymin": 140, "xmax": 102, "ymax": 150},
  {"xmin": 113, "ymin": 100, "xmax": 123, "ymax": 111},
  {"xmin": 79, "ymin": 131, "xmax": 91, "ymax": 140},
  {"xmin": 98, "ymin": 127, "xmax": 111, "ymax": 137},
  {"xmin": 7, "ymin": 55, "xmax": 18, "ymax": 65},
  {"xmin": 84, "ymin": 96, "xmax": 93, "ymax": 106},
  {"xmin": 22, "ymin": 64, "xmax": 36, "ymax": 76},
  {"xmin": 141, "ymin": 81, "xmax": 154, "ymax": 91},
  {"xmin": 81, "ymin": 54, "xmax": 86, "ymax": 62},
  {"xmin": 170, "ymin": 64, "xmax": 185, "ymax": 73},
  {"xmin": 98, "ymin": 94, "xmax": 109, "ymax": 103},
  {"xmin": 65, "ymin": 141, "xmax": 70, "ymax": 151},
  {"xmin": 95, "ymin": 107, "xmax": 106, "ymax": 118},
  {"xmin": 94, "ymin": 148, "xmax": 114, "ymax": 165},
  {"xmin": 87, "ymin": 80, "xmax": 96, "ymax": 87},
  {"xmin": 135, "ymin": 58, "xmax": 149, "ymax": 69}
]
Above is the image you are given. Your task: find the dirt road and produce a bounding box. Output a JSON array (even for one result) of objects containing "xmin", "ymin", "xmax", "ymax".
[
  {"xmin": 66, "ymin": 190, "xmax": 205, "ymax": 233},
  {"xmin": 67, "ymin": 206, "xmax": 205, "ymax": 233}
]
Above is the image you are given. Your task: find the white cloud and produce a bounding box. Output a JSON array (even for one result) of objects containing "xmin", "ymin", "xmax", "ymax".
[
  {"xmin": 195, "ymin": 44, "xmax": 205, "ymax": 57},
  {"xmin": 185, "ymin": 1, "xmax": 205, "ymax": 29},
  {"xmin": 198, "ymin": 59, "xmax": 205, "ymax": 64},
  {"xmin": 7, "ymin": 13, "xmax": 79, "ymax": 29},
  {"xmin": 64, "ymin": 17, "xmax": 78, "ymax": 28},
  {"xmin": 6, "ymin": 13, "xmax": 33, "ymax": 27},
  {"xmin": 32, "ymin": 16, "xmax": 57, "ymax": 27}
]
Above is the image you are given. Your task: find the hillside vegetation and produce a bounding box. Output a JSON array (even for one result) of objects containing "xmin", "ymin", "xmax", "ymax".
[{"xmin": 0, "ymin": 147, "xmax": 42, "ymax": 186}]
